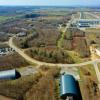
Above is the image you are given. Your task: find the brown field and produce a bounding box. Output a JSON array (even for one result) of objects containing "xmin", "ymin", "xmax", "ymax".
[
  {"xmin": 0, "ymin": 73, "xmax": 42, "ymax": 100},
  {"xmin": 0, "ymin": 53, "xmax": 29, "ymax": 71},
  {"xmin": 78, "ymin": 64, "xmax": 100, "ymax": 100},
  {"xmin": 0, "ymin": 66, "xmax": 60, "ymax": 100},
  {"xmin": 24, "ymin": 66, "xmax": 60, "ymax": 100},
  {"xmin": 62, "ymin": 28, "xmax": 90, "ymax": 58},
  {"xmin": 85, "ymin": 29, "xmax": 100, "ymax": 46}
]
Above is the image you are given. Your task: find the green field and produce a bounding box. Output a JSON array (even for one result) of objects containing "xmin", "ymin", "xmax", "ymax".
[
  {"xmin": 97, "ymin": 63, "xmax": 100, "ymax": 72},
  {"xmin": 0, "ymin": 16, "xmax": 10, "ymax": 23},
  {"xmin": 0, "ymin": 15, "xmax": 21, "ymax": 23},
  {"xmin": 78, "ymin": 64, "xmax": 99, "ymax": 100}
]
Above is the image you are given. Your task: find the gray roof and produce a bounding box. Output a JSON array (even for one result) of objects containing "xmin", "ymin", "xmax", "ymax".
[{"xmin": 0, "ymin": 69, "xmax": 17, "ymax": 80}]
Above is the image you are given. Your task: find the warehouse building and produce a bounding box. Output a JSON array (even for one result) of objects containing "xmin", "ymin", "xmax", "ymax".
[
  {"xmin": 0, "ymin": 69, "xmax": 21, "ymax": 80},
  {"xmin": 0, "ymin": 47, "xmax": 15, "ymax": 56},
  {"xmin": 60, "ymin": 74, "xmax": 81, "ymax": 100},
  {"xmin": 72, "ymin": 19, "xmax": 100, "ymax": 28}
]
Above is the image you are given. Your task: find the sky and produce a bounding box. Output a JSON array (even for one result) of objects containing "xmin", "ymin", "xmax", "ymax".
[{"xmin": 0, "ymin": 0, "xmax": 99, "ymax": 6}]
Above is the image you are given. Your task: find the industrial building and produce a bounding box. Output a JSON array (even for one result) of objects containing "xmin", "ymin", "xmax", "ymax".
[
  {"xmin": 60, "ymin": 74, "xmax": 81, "ymax": 100},
  {"xmin": 72, "ymin": 19, "xmax": 100, "ymax": 28},
  {"xmin": 0, "ymin": 47, "xmax": 15, "ymax": 56},
  {"xmin": 0, "ymin": 69, "xmax": 21, "ymax": 80}
]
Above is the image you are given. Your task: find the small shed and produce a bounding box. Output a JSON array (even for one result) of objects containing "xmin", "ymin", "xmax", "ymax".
[
  {"xmin": 0, "ymin": 69, "xmax": 21, "ymax": 80},
  {"xmin": 60, "ymin": 74, "xmax": 79, "ymax": 100}
]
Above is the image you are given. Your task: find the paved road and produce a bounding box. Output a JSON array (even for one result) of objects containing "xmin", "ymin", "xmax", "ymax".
[
  {"xmin": 63, "ymin": 15, "xmax": 75, "ymax": 33},
  {"xmin": 86, "ymin": 12, "xmax": 100, "ymax": 19},
  {"xmin": 79, "ymin": 12, "xmax": 82, "ymax": 19},
  {"xmin": 57, "ymin": 14, "xmax": 74, "ymax": 48},
  {"xmin": 80, "ymin": 12, "xmax": 86, "ymax": 19}
]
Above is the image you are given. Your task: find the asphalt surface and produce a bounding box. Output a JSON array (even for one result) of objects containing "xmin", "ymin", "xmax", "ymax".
[{"xmin": 86, "ymin": 12, "xmax": 100, "ymax": 19}]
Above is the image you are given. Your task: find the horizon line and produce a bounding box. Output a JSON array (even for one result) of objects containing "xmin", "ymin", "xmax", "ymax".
[{"xmin": 0, "ymin": 5, "xmax": 100, "ymax": 7}]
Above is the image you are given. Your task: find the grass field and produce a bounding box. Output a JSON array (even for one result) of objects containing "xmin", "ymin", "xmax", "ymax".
[
  {"xmin": 78, "ymin": 64, "xmax": 99, "ymax": 100},
  {"xmin": 0, "ymin": 15, "xmax": 20, "ymax": 23},
  {"xmin": 0, "ymin": 73, "xmax": 41, "ymax": 99},
  {"xmin": 85, "ymin": 28, "xmax": 100, "ymax": 46},
  {"xmin": 41, "ymin": 10, "xmax": 70, "ymax": 16},
  {"xmin": 67, "ymin": 50, "xmax": 84, "ymax": 63},
  {"xmin": 85, "ymin": 28, "xmax": 100, "ymax": 33},
  {"xmin": 97, "ymin": 63, "xmax": 100, "ymax": 72},
  {"xmin": 0, "ymin": 16, "xmax": 10, "ymax": 23},
  {"xmin": 85, "ymin": 13, "xmax": 96, "ymax": 19}
]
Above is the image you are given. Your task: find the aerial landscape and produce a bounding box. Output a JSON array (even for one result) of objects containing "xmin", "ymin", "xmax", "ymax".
[{"xmin": 0, "ymin": 0, "xmax": 100, "ymax": 100}]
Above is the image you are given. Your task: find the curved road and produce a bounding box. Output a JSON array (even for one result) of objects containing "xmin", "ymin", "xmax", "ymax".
[
  {"xmin": 8, "ymin": 36, "xmax": 100, "ymax": 90},
  {"xmin": 8, "ymin": 13, "xmax": 100, "ymax": 90},
  {"xmin": 8, "ymin": 37, "xmax": 100, "ymax": 67}
]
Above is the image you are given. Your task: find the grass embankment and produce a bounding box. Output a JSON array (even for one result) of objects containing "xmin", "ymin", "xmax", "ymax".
[
  {"xmin": 57, "ymin": 31, "xmax": 65, "ymax": 48},
  {"xmin": 78, "ymin": 64, "xmax": 100, "ymax": 100},
  {"xmin": 67, "ymin": 51, "xmax": 83, "ymax": 63},
  {"xmin": 97, "ymin": 63, "xmax": 100, "ymax": 72}
]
